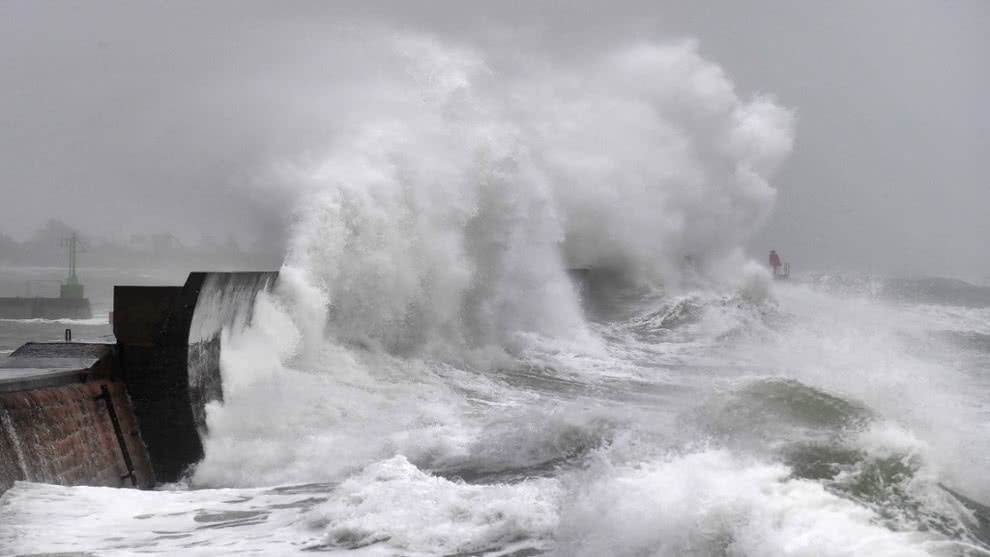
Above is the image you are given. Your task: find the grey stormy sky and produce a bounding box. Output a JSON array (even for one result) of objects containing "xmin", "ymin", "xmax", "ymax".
[{"xmin": 0, "ymin": 1, "xmax": 987, "ymax": 277}]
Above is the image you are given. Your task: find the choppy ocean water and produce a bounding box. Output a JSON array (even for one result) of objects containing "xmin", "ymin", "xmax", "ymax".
[{"xmin": 2, "ymin": 271, "xmax": 990, "ymax": 556}]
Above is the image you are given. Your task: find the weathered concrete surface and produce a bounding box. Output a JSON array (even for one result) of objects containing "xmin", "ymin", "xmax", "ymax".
[
  {"xmin": 114, "ymin": 282, "xmax": 196, "ymax": 484},
  {"xmin": 115, "ymin": 272, "xmax": 277, "ymax": 482},
  {"xmin": 0, "ymin": 343, "xmax": 153, "ymax": 495},
  {"xmin": 0, "ymin": 296, "xmax": 92, "ymax": 319},
  {"xmin": 112, "ymin": 286, "xmax": 182, "ymax": 346},
  {"xmin": 0, "ymin": 342, "xmax": 110, "ymax": 392}
]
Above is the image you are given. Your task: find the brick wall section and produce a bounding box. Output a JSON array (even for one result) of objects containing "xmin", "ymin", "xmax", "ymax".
[{"xmin": 0, "ymin": 381, "xmax": 153, "ymax": 493}]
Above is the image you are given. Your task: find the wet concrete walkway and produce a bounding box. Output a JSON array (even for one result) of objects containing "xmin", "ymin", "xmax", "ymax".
[{"xmin": 0, "ymin": 342, "xmax": 112, "ymax": 392}]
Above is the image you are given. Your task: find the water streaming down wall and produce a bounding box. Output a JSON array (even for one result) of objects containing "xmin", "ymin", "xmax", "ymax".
[
  {"xmin": 115, "ymin": 272, "xmax": 278, "ymax": 483},
  {"xmin": 0, "ymin": 271, "xmax": 278, "ymax": 494}
]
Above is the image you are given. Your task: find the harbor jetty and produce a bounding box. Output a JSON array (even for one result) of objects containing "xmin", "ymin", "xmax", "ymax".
[
  {"xmin": 0, "ymin": 233, "xmax": 92, "ymax": 319},
  {"xmin": 0, "ymin": 271, "xmax": 277, "ymax": 494}
]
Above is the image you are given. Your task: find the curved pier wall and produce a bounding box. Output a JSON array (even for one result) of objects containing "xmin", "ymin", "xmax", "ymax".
[
  {"xmin": 0, "ymin": 344, "xmax": 154, "ymax": 494},
  {"xmin": 115, "ymin": 272, "xmax": 277, "ymax": 482},
  {"xmin": 187, "ymin": 272, "xmax": 278, "ymax": 431}
]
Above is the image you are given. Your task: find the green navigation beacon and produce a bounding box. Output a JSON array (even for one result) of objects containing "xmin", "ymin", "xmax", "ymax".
[{"xmin": 60, "ymin": 233, "xmax": 85, "ymax": 300}]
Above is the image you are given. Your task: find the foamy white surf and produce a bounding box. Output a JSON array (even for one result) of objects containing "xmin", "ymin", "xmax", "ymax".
[
  {"xmin": 1, "ymin": 457, "xmax": 559, "ymax": 556},
  {"xmin": 4, "ymin": 447, "xmax": 978, "ymax": 556},
  {"xmin": 557, "ymin": 448, "xmax": 948, "ymax": 557}
]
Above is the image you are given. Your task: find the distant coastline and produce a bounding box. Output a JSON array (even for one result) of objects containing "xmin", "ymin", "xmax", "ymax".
[{"xmin": 0, "ymin": 219, "xmax": 283, "ymax": 271}]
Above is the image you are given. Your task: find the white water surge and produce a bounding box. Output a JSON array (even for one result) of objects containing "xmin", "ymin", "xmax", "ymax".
[
  {"xmin": 191, "ymin": 30, "xmax": 793, "ymax": 486},
  {"xmin": 4, "ymin": 30, "xmax": 990, "ymax": 557}
]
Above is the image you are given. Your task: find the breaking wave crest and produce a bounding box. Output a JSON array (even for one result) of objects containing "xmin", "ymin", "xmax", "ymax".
[
  {"xmin": 193, "ymin": 29, "xmax": 795, "ymax": 488},
  {"xmin": 269, "ymin": 31, "xmax": 794, "ymax": 362}
]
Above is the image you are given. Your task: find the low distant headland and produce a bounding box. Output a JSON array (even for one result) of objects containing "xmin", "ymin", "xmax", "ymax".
[{"xmin": 0, "ymin": 219, "xmax": 283, "ymax": 271}]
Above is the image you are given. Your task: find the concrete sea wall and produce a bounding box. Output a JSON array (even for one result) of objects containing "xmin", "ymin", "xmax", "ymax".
[
  {"xmin": 116, "ymin": 272, "xmax": 278, "ymax": 482},
  {"xmin": 0, "ymin": 343, "xmax": 154, "ymax": 494},
  {"xmin": 0, "ymin": 271, "xmax": 277, "ymax": 495}
]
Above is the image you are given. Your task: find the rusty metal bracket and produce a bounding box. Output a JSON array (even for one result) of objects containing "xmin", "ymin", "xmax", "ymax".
[{"xmin": 95, "ymin": 384, "xmax": 137, "ymax": 486}]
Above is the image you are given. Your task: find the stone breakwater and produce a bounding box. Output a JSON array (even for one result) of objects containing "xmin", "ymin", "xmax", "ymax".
[
  {"xmin": 0, "ymin": 272, "xmax": 278, "ymax": 495},
  {"xmin": 0, "ymin": 343, "xmax": 153, "ymax": 493}
]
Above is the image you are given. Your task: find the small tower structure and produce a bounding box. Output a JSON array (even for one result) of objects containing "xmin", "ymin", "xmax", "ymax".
[{"xmin": 60, "ymin": 233, "xmax": 85, "ymax": 299}]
